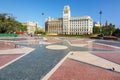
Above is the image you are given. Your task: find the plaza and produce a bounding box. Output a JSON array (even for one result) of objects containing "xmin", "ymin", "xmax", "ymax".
[
  {"xmin": 0, "ymin": 0, "xmax": 120, "ymax": 80},
  {"xmin": 0, "ymin": 37, "xmax": 120, "ymax": 80}
]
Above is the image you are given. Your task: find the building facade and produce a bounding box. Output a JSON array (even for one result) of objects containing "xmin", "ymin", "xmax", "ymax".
[
  {"xmin": 22, "ymin": 22, "xmax": 38, "ymax": 35},
  {"xmin": 45, "ymin": 5, "xmax": 93, "ymax": 35},
  {"xmin": 45, "ymin": 18, "xmax": 63, "ymax": 35}
]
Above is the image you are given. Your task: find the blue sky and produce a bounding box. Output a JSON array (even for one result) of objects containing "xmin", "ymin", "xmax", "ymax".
[{"xmin": 0, "ymin": 0, "xmax": 120, "ymax": 28}]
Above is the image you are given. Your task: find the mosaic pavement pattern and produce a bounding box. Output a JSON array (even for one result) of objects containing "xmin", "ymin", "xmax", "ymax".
[
  {"xmin": 0, "ymin": 37, "xmax": 120, "ymax": 80},
  {"xmin": 48, "ymin": 58, "xmax": 120, "ymax": 80}
]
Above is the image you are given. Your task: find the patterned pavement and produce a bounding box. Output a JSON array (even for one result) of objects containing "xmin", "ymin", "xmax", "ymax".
[
  {"xmin": 48, "ymin": 58, "xmax": 120, "ymax": 80},
  {"xmin": 0, "ymin": 54, "xmax": 22, "ymax": 68},
  {"xmin": 92, "ymin": 52, "xmax": 120, "ymax": 64},
  {"xmin": 0, "ymin": 37, "xmax": 120, "ymax": 80},
  {"xmin": 0, "ymin": 40, "xmax": 19, "ymax": 50}
]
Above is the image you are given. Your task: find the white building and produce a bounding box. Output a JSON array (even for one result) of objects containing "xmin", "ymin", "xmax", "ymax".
[
  {"xmin": 93, "ymin": 22, "xmax": 100, "ymax": 27},
  {"xmin": 45, "ymin": 5, "xmax": 93, "ymax": 35},
  {"xmin": 22, "ymin": 22, "xmax": 38, "ymax": 35}
]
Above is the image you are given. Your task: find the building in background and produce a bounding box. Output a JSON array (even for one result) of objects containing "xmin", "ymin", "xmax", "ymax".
[
  {"xmin": 93, "ymin": 21, "xmax": 104, "ymax": 27},
  {"xmin": 45, "ymin": 5, "xmax": 93, "ymax": 35},
  {"xmin": 45, "ymin": 17, "xmax": 63, "ymax": 35},
  {"xmin": 93, "ymin": 22, "xmax": 100, "ymax": 27},
  {"xmin": 22, "ymin": 22, "xmax": 40, "ymax": 35}
]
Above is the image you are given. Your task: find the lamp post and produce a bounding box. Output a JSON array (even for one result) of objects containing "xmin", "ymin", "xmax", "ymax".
[
  {"xmin": 38, "ymin": 13, "xmax": 44, "ymax": 45},
  {"xmin": 41, "ymin": 13, "xmax": 44, "ymax": 29},
  {"xmin": 99, "ymin": 10, "xmax": 102, "ymax": 34}
]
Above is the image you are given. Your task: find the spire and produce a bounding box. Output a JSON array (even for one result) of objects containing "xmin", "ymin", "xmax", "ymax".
[{"xmin": 105, "ymin": 20, "xmax": 108, "ymax": 28}]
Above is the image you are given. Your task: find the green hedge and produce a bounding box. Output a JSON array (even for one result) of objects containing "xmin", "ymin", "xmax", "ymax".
[{"xmin": 0, "ymin": 34, "xmax": 18, "ymax": 37}]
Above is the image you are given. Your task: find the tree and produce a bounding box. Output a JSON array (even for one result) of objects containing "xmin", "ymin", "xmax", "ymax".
[
  {"xmin": 0, "ymin": 13, "xmax": 27, "ymax": 33},
  {"xmin": 112, "ymin": 28, "xmax": 120, "ymax": 36},
  {"xmin": 108, "ymin": 23, "xmax": 115, "ymax": 36},
  {"xmin": 93, "ymin": 26, "xmax": 100, "ymax": 34},
  {"xmin": 35, "ymin": 29, "xmax": 44, "ymax": 34},
  {"xmin": 102, "ymin": 27, "xmax": 107, "ymax": 35},
  {"xmin": 103, "ymin": 21, "xmax": 116, "ymax": 36}
]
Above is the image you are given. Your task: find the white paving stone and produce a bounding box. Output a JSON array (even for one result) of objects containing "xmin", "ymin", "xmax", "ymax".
[
  {"xmin": 46, "ymin": 45, "xmax": 68, "ymax": 50},
  {"xmin": 0, "ymin": 47, "xmax": 35, "ymax": 69},
  {"xmin": 70, "ymin": 44, "xmax": 87, "ymax": 47},
  {"xmin": 68, "ymin": 52, "xmax": 120, "ymax": 72},
  {"xmin": 0, "ymin": 47, "xmax": 34, "ymax": 54}
]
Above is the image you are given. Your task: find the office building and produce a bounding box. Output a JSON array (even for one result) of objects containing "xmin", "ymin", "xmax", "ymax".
[
  {"xmin": 22, "ymin": 22, "xmax": 38, "ymax": 35},
  {"xmin": 45, "ymin": 5, "xmax": 93, "ymax": 35}
]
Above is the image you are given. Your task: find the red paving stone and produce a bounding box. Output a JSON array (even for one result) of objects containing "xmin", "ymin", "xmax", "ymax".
[
  {"xmin": 26, "ymin": 40, "xmax": 39, "ymax": 44},
  {"xmin": 49, "ymin": 59, "xmax": 120, "ymax": 80},
  {"xmin": 87, "ymin": 43, "xmax": 119, "ymax": 50},
  {"xmin": 14, "ymin": 40, "xmax": 39, "ymax": 44},
  {"xmin": 69, "ymin": 39, "xmax": 89, "ymax": 44},
  {"xmin": 16, "ymin": 38, "xmax": 63, "ymax": 44},
  {"xmin": 92, "ymin": 52, "xmax": 120, "ymax": 65},
  {"xmin": 69, "ymin": 39, "xmax": 119, "ymax": 50},
  {"xmin": 0, "ymin": 41, "xmax": 20, "ymax": 50},
  {"xmin": 0, "ymin": 44, "xmax": 15, "ymax": 49},
  {"xmin": 0, "ymin": 54, "xmax": 22, "ymax": 67},
  {"xmin": 45, "ymin": 38, "xmax": 63, "ymax": 43}
]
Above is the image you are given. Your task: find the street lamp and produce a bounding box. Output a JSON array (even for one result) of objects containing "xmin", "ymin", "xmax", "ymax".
[
  {"xmin": 99, "ymin": 10, "xmax": 102, "ymax": 34},
  {"xmin": 41, "ymin": 13, "xmax": 44, "ymax": 28}
]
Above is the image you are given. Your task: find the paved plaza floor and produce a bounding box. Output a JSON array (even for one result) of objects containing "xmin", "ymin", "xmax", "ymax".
[{"xmin": 0, "ymin": 37, "xmax": 120, "ymax": 80}]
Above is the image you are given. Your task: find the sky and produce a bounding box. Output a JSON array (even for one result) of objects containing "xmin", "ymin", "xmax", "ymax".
[{"xmin": 0, "ymin": 0, "xmax": 120, "ymax": 28}]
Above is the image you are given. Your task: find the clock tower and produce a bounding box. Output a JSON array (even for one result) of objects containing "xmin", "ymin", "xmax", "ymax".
[{"xmin": 63, "ymin": 5, "xmax": 71, "ymax": 35}]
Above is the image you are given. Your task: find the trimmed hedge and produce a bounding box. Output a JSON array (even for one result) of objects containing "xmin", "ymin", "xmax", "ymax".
[{"xmin": 0, "ymin": 34, "xmax": 18, "ymax": 37}]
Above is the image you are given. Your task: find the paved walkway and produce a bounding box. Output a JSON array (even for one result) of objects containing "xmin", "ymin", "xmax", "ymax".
[
  {"xmin": 0, "ymin": 47, "xmax": 34, "ymax": 54},
  {"xmin": 42, "ymin": 38, "xmax": 120, "ymax": 80},
  {"xmin": 0, "ymin": 37, "xmax": 69, "ymax": 80},
  {"xmin": 0, "ymin": 46, "xmax": 35, "ymax": 69},
  {"xmin": 42, "ymin": 51, "xmax": 120, "ymax": 80},
  {"xmin": 0, "ymin": 37, "xmax": 120, "ymax": 80},
  {"xmin": 68, "ymin": 52, "xmax": 120, "ymax": 72},
  {"xmin": 48, "ymin": 59, "xmax": 120, "ymax": 80}
]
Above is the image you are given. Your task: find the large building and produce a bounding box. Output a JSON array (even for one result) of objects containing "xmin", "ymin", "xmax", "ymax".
[
  {"xmin": 45, "ymin": 18, "xmax": 63, "ymax": 35},
  {"xmin": 45, "ymin": 5, "xmax": 93, "ymax": 35},
  {"xmin": 22, "ymin": 22, "xmax": 39, "ymax": 35}
]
